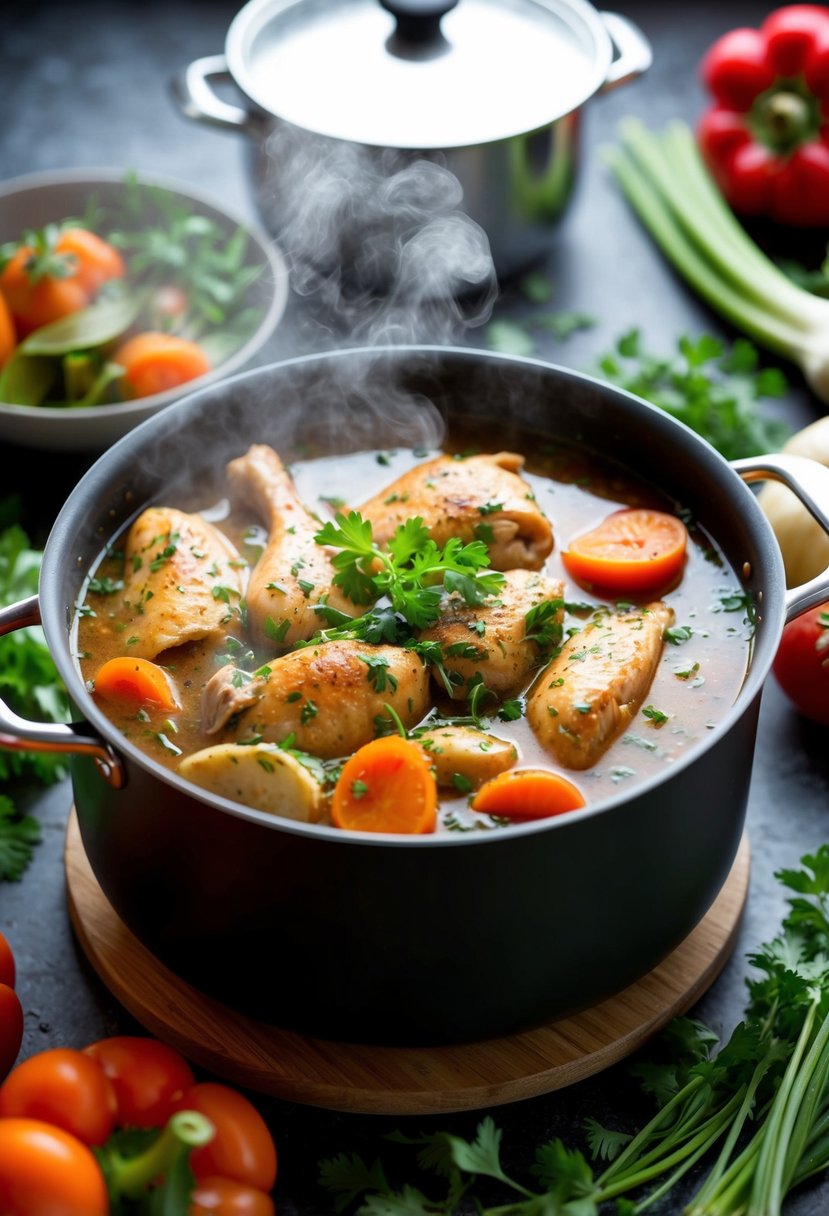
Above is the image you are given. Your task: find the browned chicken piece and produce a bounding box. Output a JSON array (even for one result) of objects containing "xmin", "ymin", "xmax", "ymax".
[
  {"xmin": 201, "ymin": 640, "xmax": 430, "ymax": 759},
  {"xmin": 526, "ymin": 602, "xmax": 674, "ymax": 770},
  {"xmin": 111, "ymin": 507, "xmax": 245, "ymax": 661},
  {"xmin": 358, "ymin": 451, "xmax": 553, "ymax": 570},
  {"xmin": 412, "ymin": 724, "xmax": 518, "ymax": 789},
  {"xmin": 227, "ymin": 444, "xmax": 359, "ymax": 648},
  {"xmin": 419, "ymin": 569, "xmax": 564, "ymax": 700}
]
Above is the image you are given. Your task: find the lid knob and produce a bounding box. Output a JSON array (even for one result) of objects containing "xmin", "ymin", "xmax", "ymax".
[{"xmin": 379, "ymin": 0, "xmax": 459, "ymax": 44}]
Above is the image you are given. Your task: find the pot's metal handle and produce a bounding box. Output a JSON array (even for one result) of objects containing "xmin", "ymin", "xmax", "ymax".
[
  {"xmin": 170, "ymin": 55, "xmax": 254, "ymax": 134},
  {"xmin": 733, "ymin": 452, "xmax": 829, "ymax": 622},
  {"xmin": 0, "ymin": 596, "xmax": 126, "ymax": 789},
  {"xmin": 598, "ymin": 13, "xmax": 653, "ymax": 93}
]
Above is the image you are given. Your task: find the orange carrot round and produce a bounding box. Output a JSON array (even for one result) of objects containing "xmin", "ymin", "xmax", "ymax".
[
  {"xmin": 55, "ymin": 228, "xmax": 125, "ymax": 296},
  {"xmin": 562, "ymin": 508, "xmax": 688, "ymax": 594},
  {"xmin": 471, "ymin": 769, "xmax": 586, "ymax": 820},
  {"xmin": 0, "ymin": 292, "xmax": 16, "ymax": 370},
  {"xmin": 93, "ymin": 657, "xmax": 179, "ymax": 712},
  {"xmin": 331, "ymin": 736, "xmax": 438, "ymax": 834},
  {"xmin": 114, "ymin": 332, "xmax": 212, "ymax": 398}
]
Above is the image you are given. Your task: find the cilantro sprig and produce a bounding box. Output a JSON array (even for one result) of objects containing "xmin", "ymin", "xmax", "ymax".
[{"xmin": 313, "ymin": 511, "xmax": 505, "ymax": 637}]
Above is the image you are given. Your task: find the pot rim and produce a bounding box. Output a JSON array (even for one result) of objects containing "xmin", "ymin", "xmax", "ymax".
[
  {"xmin": 221, "ymin": 0, "xmax": 614, "ymax": 150},
  {"xmin": 43, "ymin": 345, "xmax": 786, "ymax": 847}
]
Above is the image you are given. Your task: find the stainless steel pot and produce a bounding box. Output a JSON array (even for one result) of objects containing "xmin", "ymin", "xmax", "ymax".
[
  {"xmin": 171, "ymin": 0, "xmax": 652, "ymax": 285},
  {"xmin": 3, "ymin": 347, "xmax": 829, "ymax": 1047}
]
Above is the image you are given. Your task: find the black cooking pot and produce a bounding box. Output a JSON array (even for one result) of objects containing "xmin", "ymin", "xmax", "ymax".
[{"xmin": 3, "ymin": 347, "xmax": 829, "ymax": 1046}]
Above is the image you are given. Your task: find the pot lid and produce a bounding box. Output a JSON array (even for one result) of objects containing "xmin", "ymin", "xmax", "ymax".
[{"xmin": 226, "ymin": 0, "xmax": 612, "ymax": 149}]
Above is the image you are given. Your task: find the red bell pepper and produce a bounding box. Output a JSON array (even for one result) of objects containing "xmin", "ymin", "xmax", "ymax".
[{"xmin": 698, "ymin": 4, "xmax": 829, "ymax": 225}]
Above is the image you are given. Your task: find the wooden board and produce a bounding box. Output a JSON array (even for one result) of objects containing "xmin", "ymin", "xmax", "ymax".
[{"xmin": 65, "ymin": 809, "xmax": 750, "ymax": 1115}]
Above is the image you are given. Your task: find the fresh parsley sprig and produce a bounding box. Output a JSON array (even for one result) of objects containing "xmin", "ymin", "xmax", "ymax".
[{"xmin": 314, "ymin": 511, "xmax": 505, "ymax": 634}]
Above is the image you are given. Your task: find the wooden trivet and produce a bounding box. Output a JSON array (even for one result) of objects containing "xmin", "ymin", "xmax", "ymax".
[{"xmin": 65, "ymin": 809, "xmax": 749, "ymax": 1115}]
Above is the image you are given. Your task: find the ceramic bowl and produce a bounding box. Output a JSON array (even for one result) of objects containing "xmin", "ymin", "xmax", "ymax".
[{"xmin": 0, "ymin": 168, "xmax": 289, "ymax": 452}]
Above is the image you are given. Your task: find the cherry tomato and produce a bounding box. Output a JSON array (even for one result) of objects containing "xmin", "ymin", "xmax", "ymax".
[
  {"xmin": 54, "ymin": 227, "xmax": 125, "ymax": 296},
  {"xmin": 773, "ymin": 604, "xmax": 829, "ymax": 725},
  {"xmin": 190, "ymin": 1176, "xmax": 276, "ymax": 1216},
  {"xmin": 0, "ymin": 934, "xmax": 22, "ymax": 1083},
  {"xmin": 82, "ymin": 1036, "xmax": 194, "ymax": 1128},
  {"xmin": 0, "ymin": 984, "xmax": 23, "ymax": 1082},
  {"xmin": 0, "ymin": 931, "xmax": 16, "ymax": 989},
  {"xmin": 0, "ymin": 1047, "xmax": 117, "ymax": 1145},
  {"xmin": 0, "ymin": 249, "xmax": 88, "ymax": 335},
  {"xmin": 0, "ymin": 1117, "xmax": 108, "ymax": 1215},
  {"xmin": 177, "ymin": 1083, "xmax": 277, "ymax": 1192}
]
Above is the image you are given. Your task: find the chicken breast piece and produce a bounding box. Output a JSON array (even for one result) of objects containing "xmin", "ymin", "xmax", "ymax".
[
  {"xmin": 358, "ymin": 452, "xmax": 553, "ymax": 570},
  {"xmin": 419, "ymin": 570, "xmax": 565, "ymax": 700},
  {"xmin": 526, "ymin": 602, "xmax": 674, "ymax": 770},
  {"xmin": 413, "ymin": 724, "xmax": 518, "ymax": 789},
  {"xmin": 227, "ymin": 444, "xmax": 359, "ymax": 648},
  {"xmin": 111, "ymin": 507, "xmax": 245, "ymax": 661},
  {"xmin": 201, "ymin": 640, "xmax": 430, "ymax": 759},
  {"xmin": 179, "ymin": 743, "xmax": 323, "ymax": 822}
]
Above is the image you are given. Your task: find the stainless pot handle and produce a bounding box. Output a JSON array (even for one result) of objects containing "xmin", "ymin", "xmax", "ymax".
[
  {"xmin": 599, "ymin": 13, "xmax": 653, "ymax": 93},
  {"xmin": 733, "ymin": 452, "xmax": 829, "ymax": 622},
  {"xmin": 0, "ymin": 596, "xmax": 126, "ymax": 789},
  {"xmin": 170, "ymin": 55, "xmax": 254, "ymax": 133}
]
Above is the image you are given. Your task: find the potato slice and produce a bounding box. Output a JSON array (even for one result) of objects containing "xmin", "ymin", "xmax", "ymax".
[
  {"xmin": 179, "ymin": 743, "xmax": 323, "ymax": 822},
  {"xmin": 413, "ymin": 724, "xmax": 518, "ymax": 790}
]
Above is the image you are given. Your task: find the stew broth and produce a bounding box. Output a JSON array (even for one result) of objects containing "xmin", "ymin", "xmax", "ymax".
[{"xmin": 75, "ymin": 428, "xmax": 752, "ymax": 832}]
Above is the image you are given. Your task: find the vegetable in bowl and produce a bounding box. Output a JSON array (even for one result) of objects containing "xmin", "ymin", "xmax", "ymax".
[{"xmin": 0, "ymin": 169, "xmax": 287, "ymax": 451}]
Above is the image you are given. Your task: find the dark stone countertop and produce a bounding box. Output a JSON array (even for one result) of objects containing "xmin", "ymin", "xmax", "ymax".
[{"xmin": 1, "ymin": 0, "xmax": 828, "ymax": 1212}]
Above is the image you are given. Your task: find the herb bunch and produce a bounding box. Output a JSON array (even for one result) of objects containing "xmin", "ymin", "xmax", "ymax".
[
  {"xmin": 0, "ymin": 498, "xmax": 68, "ymax": 880},
  {"xmin": 310, "ymin": 511, "xmax": 505, "ymax": 642},
  {"xmin": 319, "ymin": 845, "xmax": 829, "ymax": 1215}
]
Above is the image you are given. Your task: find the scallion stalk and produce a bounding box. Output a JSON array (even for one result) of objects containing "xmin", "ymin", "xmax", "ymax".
[{"xmin": 606, "ymin": 119, "xmax": 829, "ymax": 402}]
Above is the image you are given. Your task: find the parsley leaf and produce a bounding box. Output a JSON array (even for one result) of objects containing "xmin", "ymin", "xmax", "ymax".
[{"xmin": 0, "ymin": 795, "xmax": 42, "ymax": 881}]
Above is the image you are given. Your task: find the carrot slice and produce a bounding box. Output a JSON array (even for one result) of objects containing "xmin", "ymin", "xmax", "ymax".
[
  {"xmin": 331, "ymin": 737, "xmax": 437, "ymax": 834},
  {"xmin": 93, "ymin": 657, "xmax": 179, "ymax": 712},
  {"xmin": 471, "ymin": 769, "xmax": 586, "ymax": 820},
  {"xmin": 114, "ymin": 332, "xmax": 211, "ymax": 398},
  {"xmin": 562, "ymin": 508, "xmax": 688, "ymax": 594}
]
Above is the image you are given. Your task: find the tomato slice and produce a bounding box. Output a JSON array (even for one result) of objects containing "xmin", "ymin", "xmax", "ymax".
[{"xmin": 562, "ymin": 508, "xmax": 688, "ymax": 594}]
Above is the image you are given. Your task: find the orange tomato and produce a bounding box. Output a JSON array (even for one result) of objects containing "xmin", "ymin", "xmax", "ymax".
[
  {"xmin": 0, "ymin": 226, "xmax": 124, "ymax": 336},
  {"xmin": 0, "ymin": 985, "xmax": 23, "ymax": 1083},
  {"xmin": 0, "ymin": 248, "xmax": 88, "ymax": 335},
  {"xmin": 0, "ymin": 1048, "xmax": 118, "ymax": 1146},
  {"xmin": 177, "ymin": 1082, "xmax": 278, "ymax": 1192},
  {"xmin": 114, "ymin": 331, "xmax": 211, "ymax": 398},
  {"xmin": 54, "ymin": 227, "xmax": 124, "ymax": 296},
  {"xmin": 0, "ymin": 1117, "xmax": 108, "ymax": 1216},
  {"xmin": 82, "ymin": 1036, "xmax": 194, "ymax": 1128},
  {"xmin": 562, "ymin": 508, "xmax": 688, "ymax": 595}
]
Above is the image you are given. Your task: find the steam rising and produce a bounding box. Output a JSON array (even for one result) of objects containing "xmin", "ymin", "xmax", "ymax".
[{"xmin": 258, "ymin": 126, "xmax": 498, "ymax": 364}]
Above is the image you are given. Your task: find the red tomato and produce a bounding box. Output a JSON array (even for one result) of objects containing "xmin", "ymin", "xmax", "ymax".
[
  {"xmin": 190, "ymin": 1176, "xmax": 276, "ymax": 1216},
  {"xmin": 177, "ymin": 1083, "xmax": 277, "ymax": 1192},
  {"xmin": 82, "ymin": 1036, "xmax": 194, "ymax": 1128},
  {"xmin": 0, "ymin": 932, "xmax": 16, "ymax": 989},
  {"xmin": 0, "ymin": 1047, "xmax": 117, "ymax": 1145},
  {"xmin": 0, "ymin": 985, "xmax": 23, "ymax": 1082},
  {"xmin": 0, "ymin": 1117, "xmax": 108, "ymax": 1215},
  {"xmin": 773, "ymin": 604, "xmax": 829, "ymax": 725}
]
